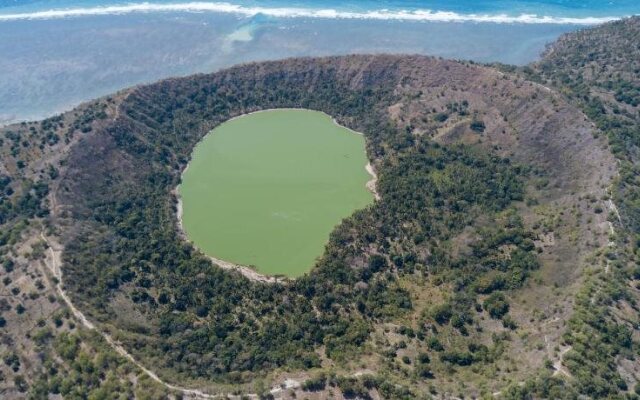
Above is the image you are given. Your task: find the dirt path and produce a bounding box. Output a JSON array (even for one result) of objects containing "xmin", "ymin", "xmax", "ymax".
[
  {"xmin": 40, "ymin": 232, "xmax": 230, "ymax": 398},
  {"xmin": 552, "ymin": 346, "xmax": 573, "ymax": 378},
  {"xmin": 41, "ymin": 230, "xmax": 301, "ymax": 398},
  {"xmin": 40, "ymin": 232, "xmax": 95, "ymax": 330},
  {"xmin": 39, "ymin": 107, "xmax": 368, "ymax": 396}
]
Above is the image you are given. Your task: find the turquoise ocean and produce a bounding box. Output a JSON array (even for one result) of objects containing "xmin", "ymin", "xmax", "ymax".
[
  {"xmin": 1, "ymin": 1, "xmax": 638, "ymax": 124},
  {"xmin": 1, "ymin": 0, "xmax": 638, "ymax": 21}
]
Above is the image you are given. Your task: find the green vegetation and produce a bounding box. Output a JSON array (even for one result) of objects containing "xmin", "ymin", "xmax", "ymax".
[
  {"xmin": 3, "ymin": 20, "xmax": 640, "ymax": 396},
  {"xmin": 180, "ymin": 109, "xmax": 372, "ymax": 277},
  {"xmin": 54, "ymin": 60, "xmax": 531, "ymax": 387},
  {"xmin": 28, "ymin": 330, "xmax": 171, "ymax": 399},
  {"xmin": 497, "ymin": 16, "xmax": 640, "ymax": 399}
]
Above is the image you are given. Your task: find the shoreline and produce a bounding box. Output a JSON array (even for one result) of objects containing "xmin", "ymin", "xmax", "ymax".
[
  {"xmin": 365, "ymin": 162, "xmax": 381, "ymax": 201},
  {"xmin": 0, "ymin": 3, "xmax": 623, "ymax": 25},
  {"xmin": 175, "ymin": 188, "xmax": 281, "ymax": 284},
  {"xmin": 175, "ymin": 107, "xmax": 379, "ymax": 283}
]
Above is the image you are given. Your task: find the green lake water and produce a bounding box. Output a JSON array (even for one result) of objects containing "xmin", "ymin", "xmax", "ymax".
[{"xmin": 179, "ymin": 109, "xmax": 373, "ymax": 277}]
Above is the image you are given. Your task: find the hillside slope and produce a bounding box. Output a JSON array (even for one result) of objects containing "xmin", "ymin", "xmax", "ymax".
[
  {"xmin": 0, "ymin": 22, "xmax": 635, "ymax": 399},
  {"xmin": 513, "ymin": 16, "xmax": 640, "ymax": 397}
]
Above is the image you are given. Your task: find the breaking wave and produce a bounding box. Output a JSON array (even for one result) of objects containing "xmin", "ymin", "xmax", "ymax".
[{"xmin": 0, "ymin": 1, "xmax": 626, "ymax": 24}]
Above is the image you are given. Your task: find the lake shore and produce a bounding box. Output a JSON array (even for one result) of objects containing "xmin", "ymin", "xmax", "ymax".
[{"xmin": 174, "ymin": 108, "xmax": 378, "ymax": 282}]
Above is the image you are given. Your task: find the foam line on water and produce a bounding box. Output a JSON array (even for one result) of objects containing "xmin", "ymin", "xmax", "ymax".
[{"xmin": 0, "ymin": 1, "xmax": 628, "ymax": 24}]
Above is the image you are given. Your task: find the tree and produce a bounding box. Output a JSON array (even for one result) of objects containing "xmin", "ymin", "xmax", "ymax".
[{"xmin": 483, "ymin": 292, "xmax": 509, "ymax": 319}]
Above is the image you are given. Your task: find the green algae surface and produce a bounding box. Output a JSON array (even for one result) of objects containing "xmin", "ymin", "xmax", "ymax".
[{"xmin": 179, "ymin": 109, "xmax": 373, "ymax": 277}]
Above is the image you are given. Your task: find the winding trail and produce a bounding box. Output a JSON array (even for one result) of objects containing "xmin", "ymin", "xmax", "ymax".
[
  {"xmin": 40, "ymin": 230, "xmax": 300, "ymax": 399},
  {"xmin": 40, "ymin": 232, "xmax": 227, "ymax": 399},
  {"xmin": 552, "ymin": 346, "xmax": 573, "ymax": 378},
  {"xmin": 552, "ymin": 191, "xmax": 624, "ymax": 377},
  {"xmin": 540, "ymin": 317, "xmax": 573, "ymax": 378},
  {"xmin": 40, "ymin": 108, "xmax": 364, "ymax": 395}
]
